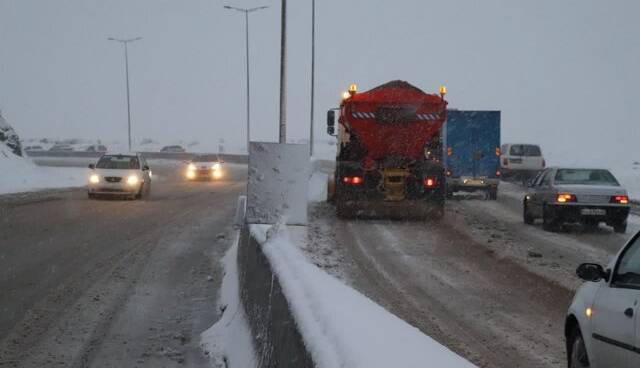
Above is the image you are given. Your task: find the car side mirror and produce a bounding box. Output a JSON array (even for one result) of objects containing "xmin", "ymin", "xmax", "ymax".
[
  {"xmin": 88, "ymin": 164, "xmax": 95, "ymax": 169},
  {"xmin": 327, "ymin": 110, "xmax": 336, "ymax": 136},
  {"xmin": 576, "ymin": 263, "xmax": 607, "ymax": 282},
  {"xmin": 143, "ymin": 165, "xmax": 150, "ymax": 171}
]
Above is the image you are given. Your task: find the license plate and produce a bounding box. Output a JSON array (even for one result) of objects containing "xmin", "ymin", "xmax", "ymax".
[
  {"xmin": 581, "ymin": 208, "xmax": 606, "ymax": 216},
  {"xmin": 465, "ymin": 179, "xmax": 484, "ymax": 186}
]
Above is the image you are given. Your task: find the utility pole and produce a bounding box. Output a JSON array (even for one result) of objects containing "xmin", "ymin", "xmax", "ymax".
[
  {"xmin": 309, "ymin": 0, "xmax": 316, "ymax": 156},
  {"xmin": 224, "ymin": 5, "xmax": 268, "ymax": 152},
  {"xmin": 108, "ymin": 37, "xmax": 142, "ymax": 152},
  {"xmin": 278, "ymin": 0, "xmax": 287, "ymax": 143}
]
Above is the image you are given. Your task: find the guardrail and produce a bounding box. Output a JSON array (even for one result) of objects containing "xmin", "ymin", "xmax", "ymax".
[{"xmin": 25, "ymin": 151, "xmax": 248, "ymax": 164}]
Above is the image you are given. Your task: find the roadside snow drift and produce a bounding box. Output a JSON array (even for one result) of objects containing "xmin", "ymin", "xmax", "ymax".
[
  {"xmin": 250, "ymin": 224, "xmax": 476, "ymax": 368},
  {"xmin": 0, "ymin": 145, "xmax": 87, "ymax": 195}
]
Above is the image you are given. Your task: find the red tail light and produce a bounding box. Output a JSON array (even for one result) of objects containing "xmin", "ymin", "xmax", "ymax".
[
  {"xmin": 496, "ymin": 170, "xmax": 501, "ymax": 177},
  {"xmin": 556, "ymin": 193, "xmax": 577, "ymax": 203},
  {"xmin": 611, "ymin": 195, "xmax": 629, "ymax": 204},
  {"xmin": 342, "ymin": 176, "xmax": 364, "ymax": 185},
  {"xmin": 423, "ymin": 176, "xmax": 438, "ymax": 188},
  {"xmin": 495, "ymin": 147, "xmax": 501, "ymax": 156}
]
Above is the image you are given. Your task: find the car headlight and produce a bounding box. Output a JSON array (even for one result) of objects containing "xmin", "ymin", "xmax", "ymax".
[
  {"xmin": 188, "ymin": 163, "xmax": 196, "ymax": 171},
  {"xmin": 89, "ymin": 174, "xmax": 100, "ymax": 184},
  {"xmin": 212, "ymin": 163, "xmax": 221, "ymax": 170},
  {"xmin": 127, "ymin": 175, "xmax": 140, "ymax": 185},
  {"xmin": 186, "ymin": 170, "xmax": 196, "ymax": 179},
  {"xmin": 212, "ymin": 170, "xmax": 223, "ymax": 179}
]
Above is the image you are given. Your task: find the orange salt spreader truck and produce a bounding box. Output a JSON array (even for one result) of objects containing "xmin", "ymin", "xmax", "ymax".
[{"xmin": 326, "ymin": 80, "xmax": 448, "ymax": 219}]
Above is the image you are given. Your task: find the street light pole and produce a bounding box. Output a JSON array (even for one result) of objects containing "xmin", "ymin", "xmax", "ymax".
[
  {"xmin": 279, "ymin": 0, "xmax": 287, "ymax": 144},
  {"xmin": 108, "ymin": 37, "xmax": 142, "ymax": 152},
  {"xmin": 309, "ymin": 0, "xmax": 315, "ymax": 156},
  {"xmin": 224, "ymin": 5, "xmax": 268, "ymax": 152}
]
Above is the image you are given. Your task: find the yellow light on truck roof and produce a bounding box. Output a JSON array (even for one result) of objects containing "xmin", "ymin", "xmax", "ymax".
[
  {"xmin": 439, "ymin": 85, "xmax": 447, "ymax": 96},
  {"xmin": 349, "ymin": 83, "xmax": 358, "ymax": 94}
]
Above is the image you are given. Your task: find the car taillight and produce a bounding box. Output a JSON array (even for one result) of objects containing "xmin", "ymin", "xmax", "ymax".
[
  {"xmin": 611, "ymin": 195, "xmax": 629, "ymax": 204},
  {"xmin": 342, "ymin": 176, "xmax": 363, "ymax": 185},
  {"xmin": 423, "ymin": 176, "xmax": 438, "ymax": 188},
  {"xmin": 556, "ymin": 193, "xmax": 577, "ymax": 203}
]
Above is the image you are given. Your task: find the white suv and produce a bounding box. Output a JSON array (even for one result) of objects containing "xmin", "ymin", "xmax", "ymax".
[
  {"xmin": 565, "ymin": 231, "xmax": 640, "ymax": 367},
  {"xmin": 500, "ymin": 143, "xmax": 545, "ymax": 180},
  {"xmin": 88, "ymin": 153, "xmax": 151, "ymax": 199}
]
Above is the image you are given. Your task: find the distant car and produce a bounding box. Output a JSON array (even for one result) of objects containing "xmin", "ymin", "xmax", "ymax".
[
  {"xmin": 160, "ymin": 145, "xmax": 186, "ymax": 153},
  {"xmin": 87, "ymin": 153, "xmax": 152, "ymax": 199},
  {"xmin": 86, "ymin": 144, "xmax": 108, "ymax": 153},
  {"xmin": 523, "ymin": 167, "xmax": 630, "ymax": 233},
  {"xmin": 49, "ymin": 144, "xmax": 74, "ymax": 152},
  {"xmin": 24, "ymin": 145, "xmax": 44, "ymax": 152},
  {"xmin": 566, "ymin": 231, "xmax": 640, "ymax": 368},
  {"xmin": 185, "ymin": 155, "xmax": 223, "ymax": 180},
  {"xmin": 500, "ymin": 143, "xmax": 545, "ymax": 181}
]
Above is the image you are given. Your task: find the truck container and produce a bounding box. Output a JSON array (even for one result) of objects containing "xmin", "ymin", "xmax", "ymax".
[
  {"xmin": 443, "ymin": 110, "xmax": 501, "ymax": 199},
  {"xmin": 326, "ymin": 80, "xmax": 448, "ymax": 219}
]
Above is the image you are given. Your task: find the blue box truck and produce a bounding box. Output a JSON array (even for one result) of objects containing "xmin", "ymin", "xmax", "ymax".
[{"xmin": 443, "ymin": 110, "xmax": 501, "ymax": 200}]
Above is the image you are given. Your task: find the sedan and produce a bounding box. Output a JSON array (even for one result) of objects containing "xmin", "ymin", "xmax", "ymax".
[
  {"xmin": 523, "ymin": 167, "xmax": 630, "ymax": 233},
  {"xmin": 88, "ymin": 153, "xmax": 151, "ymax": 199},
  {"xmin": 565, "ymin": 231, "xmax": 640, "ymax": 368},
  {"xmin": 185, "ymin": 155, "xmax": 223, "ymax": 180}
]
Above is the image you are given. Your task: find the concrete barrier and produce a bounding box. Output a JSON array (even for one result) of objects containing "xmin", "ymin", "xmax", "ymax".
[
  {"xmin": 237, "ymin": 226, "xmax": 314, "ymax": 368},
  {"xmin": 25, "ymin": 151, "xmax": 248, "ymax": 164}
]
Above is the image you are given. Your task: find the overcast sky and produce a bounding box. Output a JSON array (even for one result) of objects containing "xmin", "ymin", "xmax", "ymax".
[{"xmin": 1, "ymin": 0, "xmax": 639, "ymax": 162}]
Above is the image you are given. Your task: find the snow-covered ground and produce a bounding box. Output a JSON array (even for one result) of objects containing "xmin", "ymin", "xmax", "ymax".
[
  {"xmin": 248, "ymin": 224, "xmax": 475, "ymax": 368},
  {"xmin": 0, "ymin": 145, "xmax": 87, "ymax": 195}
]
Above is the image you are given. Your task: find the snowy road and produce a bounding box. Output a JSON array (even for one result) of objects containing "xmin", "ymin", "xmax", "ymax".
[
  {"xmin": 0, "ymin": 163, "xmax": 246, "ymax": 367},
  {"xmin": 308, "ymin": 182, "xmax": 637, "ymax": 368}
]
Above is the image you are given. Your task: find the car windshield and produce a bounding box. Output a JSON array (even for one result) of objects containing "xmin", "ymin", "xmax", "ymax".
[
  {"xmin": 554, "ymin": 169, "xmax": 619, "ymax": 186},
  {"xmin": 96, "ymin": 155, "xmax": 140, "ymax": 170},
  {"xmin": 509, "ymin": 144, "xmax": 541, "ymax": 157},
  {"xmin": 193, "ymin": 155, "xmax": 218, "ymax": 162}
]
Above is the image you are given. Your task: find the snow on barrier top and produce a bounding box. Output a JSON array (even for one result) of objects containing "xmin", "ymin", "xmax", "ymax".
[{"xmin": 250, "ymin": 224, "xmax": 476, "ymax": 368}]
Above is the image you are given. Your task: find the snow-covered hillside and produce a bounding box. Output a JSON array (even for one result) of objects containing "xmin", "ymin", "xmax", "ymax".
[{"xmin": 0, "ymin": 144, "xmax": 88, "ymax": 195}]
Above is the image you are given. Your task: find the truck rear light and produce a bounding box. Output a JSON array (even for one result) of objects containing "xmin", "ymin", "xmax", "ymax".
[
  {"xmin": 446, "ymin": 170, "xmax": 452, "ymax": 177},
  {"xmin": 447, "ymin": 147, "xmax": 453, "ymax": 156},
  {"xmin": 611, "ymin": 195, "xmax": 629, "ymax": 204},
  {"xmin": 496, "ymin": 170, "xmax": 501, "ymax": 177},
  {"xmin": 495, "ymin": 147, "xmax": 501, "ymax": 156},
  {"xmin": 423, "ymin": 176, "xmax": 438, "ymax": 188},
  {"xmin": 556, "ymin": 193, "xmax": 577, "ymax": 203},
  {"xmin": 342, "ymin": 176, "xmax": 363, "ymax": 185}
]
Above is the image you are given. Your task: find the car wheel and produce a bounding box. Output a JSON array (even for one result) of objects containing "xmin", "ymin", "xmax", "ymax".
[
  {"xmin": 488, "ymin": 188, "xmax": 498, "ymax": 200},
  {"xmin": 613, "ymin": 220, "xmax": 627, "ymax": 234},
  {"xmin": 523, "ymin": 201, "xmax": 534, "ymax": 225},
  {"xmin": 542, "ymin": 204, "xmax": 559, "ymax": 232},
  {"xmin": 569, "ymin": 328, "xmax": 590, "ymax": 368}
]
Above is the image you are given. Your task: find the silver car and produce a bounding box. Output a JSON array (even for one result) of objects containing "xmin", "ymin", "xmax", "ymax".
[
  {"xmin": 566, "ymin": 231, "xmax": 640, "ymax": 368},
  {"xmin": 523, "ymin": 167, "xmax": 630, "ymax": 233}
]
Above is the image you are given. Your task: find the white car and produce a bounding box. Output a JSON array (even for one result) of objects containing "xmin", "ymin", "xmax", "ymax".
[
  {"xmin": 185, "ymin": 155, "xmax": 224, "ymax": 180},
  {"xmin": 500, "ymin": 143, "xmax": 545, "ymax": 180},
  {"xmin": 566, "ymin": 232, "xmax": 640, "ymax": 368},
  {"xmin": 87, "ymin": 153, "xmax": 151, "ymax": 199}
]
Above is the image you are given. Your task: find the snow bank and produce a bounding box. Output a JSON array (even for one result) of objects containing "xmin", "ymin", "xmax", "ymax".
[
  {"xmin": 250, "ymin": 224, "xmax": 476, "ymax": 368},
  {"xmin": 0, "ymin": 145, "xmax": 87, "ymax": 195},
  {"xmin": 201, "ymin": 231, "xmax": 257, "ymax": 368}
]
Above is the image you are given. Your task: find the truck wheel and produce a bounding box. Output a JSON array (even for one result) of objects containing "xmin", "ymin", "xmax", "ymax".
[
  {"xmin": 523, "ymin": 201, "xmax": 534, "ymax": 225},
  {"xmin": 488, "ymin": 188, "xmax": 498, "ymax": 200},
  {"xmin": 613, "ymin": 220, "xmax": 627, "ymax": 234},
  {"xmin": 542, "ymin": 205, "xmax": 560, "ymax": 232},
  {"xmin": 569, "ymin": 328, "xmax": 590, "ymax": 368},
  {"xmin": 336, "ymin": 202, "xmax": 354, "ymax": 219}
]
